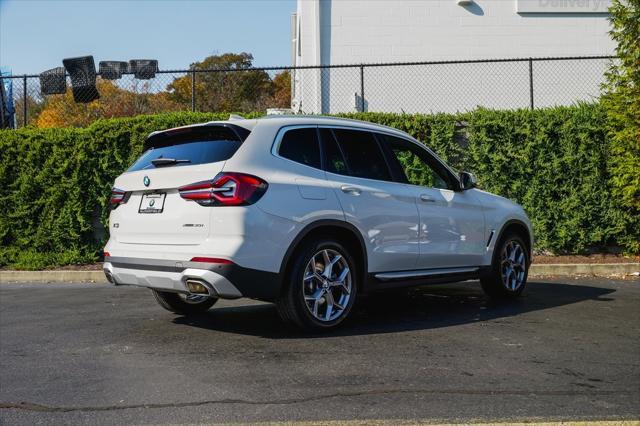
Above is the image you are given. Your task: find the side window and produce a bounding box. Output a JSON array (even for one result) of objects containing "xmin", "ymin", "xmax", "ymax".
[
  {"xmin": 319, "ymin": 128, "xmax": 348, "ymax": 175},
  {"xmin": 330, "ymin": 129, "xmax": 392, "ymax": 181},
  {"xmin": 380, "ymin": 134, "xmax": 453, "ymax": 190},
  {"xmin": 278, "ymin": 127, "xmax": 321, "ymax": 169}
]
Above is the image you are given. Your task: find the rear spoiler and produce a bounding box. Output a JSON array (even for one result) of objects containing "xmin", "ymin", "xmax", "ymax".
[{"xmin": 144, "ymin": 123, "xmax": 251, "ymax": 151}]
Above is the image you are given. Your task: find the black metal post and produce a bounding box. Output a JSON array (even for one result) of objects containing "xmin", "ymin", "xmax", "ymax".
[
  {"xmin": 360, "ymin": 64, "xmax": 365, "ymax": 113},
  {"xmin": 191, "ymin": 70, "xmax": 196, "ymax": 112},
  {"xmin": 528, "ymin": 58, "xmax": 534, "ymax": 110},
  {"xmin": 23, "ymin": 75, "xmax": 28, "ymax": 127},
  {"xmin": 0, "ymin": 77, "xmax": 5, "ymax": 129}
]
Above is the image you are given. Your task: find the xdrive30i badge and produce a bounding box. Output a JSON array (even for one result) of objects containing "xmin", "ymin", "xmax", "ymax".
[{"xmin": 143, "ymin": 176, "xmax": 150, "ymax": 187}]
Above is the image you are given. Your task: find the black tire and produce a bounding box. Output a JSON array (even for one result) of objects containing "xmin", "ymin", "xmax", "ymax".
[
  {"xmin": 481, "ymin": 232, "xmax": 530, "ymax": 299},
  {"xmin": 152, "ymin": 290, "xmax": 217, "ymax": 315},
  {"xmin": 277, "ymin": 239, "xmax": 358, "ymax": 331}
]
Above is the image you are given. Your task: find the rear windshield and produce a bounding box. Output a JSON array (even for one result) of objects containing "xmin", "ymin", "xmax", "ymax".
[{"xmin": 128, "ymin": 125, "xmax": 247, "ymax": 172}]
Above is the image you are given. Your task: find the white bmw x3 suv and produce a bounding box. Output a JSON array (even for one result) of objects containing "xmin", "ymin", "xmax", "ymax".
[{"xmin": 104, "ymin": 115, "xmax": 533, "ymax": 330}]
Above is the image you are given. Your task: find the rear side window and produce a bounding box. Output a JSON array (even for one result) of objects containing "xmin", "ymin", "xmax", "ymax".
[
  {"xmin": 128, "ymin": 126, "xmax": 244, "ymax": 172},
  {"xmin": 278, "ymin": 127, "xmax": 321, "ymax": 169},
  {"xmin": 330, "ymin": 129, "xmax": 391, "ymax": 181}
]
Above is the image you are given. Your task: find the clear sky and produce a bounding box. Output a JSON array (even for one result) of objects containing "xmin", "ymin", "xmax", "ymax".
[{"xmin": 0, "ymin": 0, "xmax": 296, "ymax": 75}]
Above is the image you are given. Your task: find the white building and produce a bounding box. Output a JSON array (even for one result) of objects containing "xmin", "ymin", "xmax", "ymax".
[{"xmin": 290, "ymin": 0, "xmax": 615, "ymax": 114}]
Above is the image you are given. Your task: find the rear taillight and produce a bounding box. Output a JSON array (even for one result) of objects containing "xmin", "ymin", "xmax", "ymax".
[
  {"xmin": 178, "ymin": 172, "xmax": 268, "ymax": 206},
  {"xmin": 110, "ymin": 188, "xmax": 127, "ymax": 207}
]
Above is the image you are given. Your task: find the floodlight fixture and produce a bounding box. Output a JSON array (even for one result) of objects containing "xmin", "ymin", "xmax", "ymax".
[
  {"xmin": 128, "ymin": 59, "xmax": 159, "ymax": 79},
  {"xmin": 99, "ymin": 61, "xmax": 129, "ymax": 80},
  {"xmin": 39, "ymin": 67, "xmax": 66, "ymax": 95},
  {"xmin": 63, "ymin": 55, "xmax": 100, "ymax": 103}
]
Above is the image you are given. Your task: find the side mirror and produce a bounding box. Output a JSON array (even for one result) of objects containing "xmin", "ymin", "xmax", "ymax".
[{"xmin": 459, "ymin": 171, "xmax": 477, "ymax": 190}]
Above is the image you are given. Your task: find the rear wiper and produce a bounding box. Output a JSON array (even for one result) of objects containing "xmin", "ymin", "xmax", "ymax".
[{"xmin": 151, "ymin": 158, "xmax": 191, "ymax": 167}]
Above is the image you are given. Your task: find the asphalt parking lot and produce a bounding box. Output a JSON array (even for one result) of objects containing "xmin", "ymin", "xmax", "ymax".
[{"xmin": 0, "ymin": 277, "xmax": 638, "ymax": 425}]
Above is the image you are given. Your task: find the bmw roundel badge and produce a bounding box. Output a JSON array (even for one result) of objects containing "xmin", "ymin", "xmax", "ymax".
[{"xmin": 143, "ymin": 176, "xmax": 150, "ymax": 187}]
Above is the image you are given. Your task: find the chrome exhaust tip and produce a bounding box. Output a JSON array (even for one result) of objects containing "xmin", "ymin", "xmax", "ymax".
[{"xmin": 185, "ymin": 279, "xmax": 212, "ymax": 296}]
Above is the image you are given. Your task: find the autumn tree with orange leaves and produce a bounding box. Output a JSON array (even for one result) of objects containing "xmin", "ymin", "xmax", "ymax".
[
  {"xmin": 36, "ymin": 79, "xmax": 184, "ymax": 128},
  {"xmin": 31, "ymin": 52, "xmax": 291, "ymax": 128}
]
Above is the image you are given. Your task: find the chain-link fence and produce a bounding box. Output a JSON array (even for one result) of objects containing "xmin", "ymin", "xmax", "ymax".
[{"xmin": 1, "ymin": 55, "xmax": 613, "ymax": 129}]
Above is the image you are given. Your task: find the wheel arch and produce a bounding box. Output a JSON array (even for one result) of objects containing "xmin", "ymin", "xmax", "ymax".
[
  {"xmin": 278, "ymin": 220, "xmax": 368, "ymax": 294},
  {"xmin": 494, "ymin": 219, "xmax": 533, "ymax": 263}
]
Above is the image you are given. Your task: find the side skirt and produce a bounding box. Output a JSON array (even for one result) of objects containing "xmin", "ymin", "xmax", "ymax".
[{"xmin": 364, "ymin": 266, "xmax": 491, "ymax": 292}]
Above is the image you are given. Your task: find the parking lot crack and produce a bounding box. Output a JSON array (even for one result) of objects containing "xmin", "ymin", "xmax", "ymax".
[{"xmin": 0, "ymin": 388, "xmax": 636, "ymax": 413}]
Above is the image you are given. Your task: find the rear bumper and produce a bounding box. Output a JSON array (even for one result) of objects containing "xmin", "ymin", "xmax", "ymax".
[{"xmin": 104, "ymin": 256, "xmax": 281, "ymax": 302}]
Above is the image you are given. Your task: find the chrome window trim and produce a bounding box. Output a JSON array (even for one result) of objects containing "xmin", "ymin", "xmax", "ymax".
[{"xmin": 270, "ymin": 122, "xmax": 461, "ymax": 188}]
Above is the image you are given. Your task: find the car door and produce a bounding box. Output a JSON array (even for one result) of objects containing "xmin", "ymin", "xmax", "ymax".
[
  {"xmin": 378, "ymin": 134, "xmax": 486, "ymax": 269},
  {"xmin": 319, "ymin": 127, "xmax": 419, "ymax": 273}
]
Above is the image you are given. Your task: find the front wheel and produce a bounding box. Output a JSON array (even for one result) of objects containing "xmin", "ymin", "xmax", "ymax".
[
  {"xmin": 152, "ymin": 290, "xmax": 217, "ymax": 315},
  {"xmin": 277, "ymin": 239, "xmax": 358, "ymax": 331},
  {"xmin": 481, "ymin": 233, "xmax": 530, "ymax": 299}
]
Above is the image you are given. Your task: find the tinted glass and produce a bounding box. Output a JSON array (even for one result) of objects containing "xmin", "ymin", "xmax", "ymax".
[
  {"xmin": 331, "ymin": 129, "xmax": 391, "ymax": 181},
  {"xmin": 319, "ymin": 128, "xmax": 348, "ymax": 175},
  {"xmin": 380, "ymin": 134, "xmax": 453, "ymax": 190},
  {"xmin": 278, "ymin": 128, "xmax": 321, "ymax": 169},
  {"xmin": 129, "ymin": 126, "xmax": 243, "ymax": 171}
]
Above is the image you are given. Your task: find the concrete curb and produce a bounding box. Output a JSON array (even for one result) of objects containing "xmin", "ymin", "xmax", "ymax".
[
  {"xmin": 1, "ymin": 263, "xmax": 638, "ymax": 284},
  {"xmin": 529, "ymin": 263, "xmax": 639, "ymax": 277},
  {"xmin": 0, "ymin": 270, "xmax": 107, "ymax": 283}
]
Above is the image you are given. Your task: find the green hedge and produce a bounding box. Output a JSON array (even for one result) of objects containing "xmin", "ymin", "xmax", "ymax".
[
  {"xmin": 344, "ymin": 104, "xmax": 636, "ymax": 254},
  {"xmin": 0, "ymin": 112, "xmax": 259, "ymax": 269},
  {"xmin": 0, "ymin": 104, "xmax": 636, "ymax": 269}
]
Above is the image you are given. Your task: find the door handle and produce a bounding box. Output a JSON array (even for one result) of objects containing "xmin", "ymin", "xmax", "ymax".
[
  {"xmin": 420, "ymin": 194, "xmax": 435, "ymax": 202},
  {"xmin": 341, "ymin": 186, "xmax": 361, "ymax": 196}
]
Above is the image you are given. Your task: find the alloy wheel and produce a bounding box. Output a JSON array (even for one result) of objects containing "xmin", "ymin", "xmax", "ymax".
[
  {"xmin": 302, "ymin": 249, "xmax": 352, "ymax": 322},
  {"xmin": 500, "ymin": 240, "xmax": 527, "ymax": 291}
]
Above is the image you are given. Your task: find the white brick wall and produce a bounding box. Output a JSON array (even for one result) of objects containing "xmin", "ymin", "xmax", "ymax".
[{"xmin": 292, "ymin": 0, "xmax": 615, "ymax": 114}]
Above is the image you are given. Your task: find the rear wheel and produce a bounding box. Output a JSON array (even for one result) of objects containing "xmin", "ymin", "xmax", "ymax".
[
  {"xmin": 277, "ymin": 239, "xmax": 358, "ymax": 331},
  {"xmin": 152, "ymin": 290, "xmax": 217, "ymax": 315},
  {"xmin": 481, "ymin": 233, "xmax": 529, "ymax": 299}
]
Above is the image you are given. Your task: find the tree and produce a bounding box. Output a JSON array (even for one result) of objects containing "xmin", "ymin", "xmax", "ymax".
[
  {"xmin": 31, "ymin": 52, "xmax": 293, "ymax": 128},
  {"xmin": 271, "ymin": 70, "xmax": 292, "ymax": 108},
  {"xmin": 36, "ymin": 79, "xmax": 183, "ymax": 128},
  {"xmin": 13, "ymin": 94, "xmax": 45, "ymax": 127},
  {"xmin": 602, "ymin": 0, "xmax": 640, "ymax": 252},
  {"xmin": 167, "ymin": 52, "xmax": 284, "ymax": 112}
]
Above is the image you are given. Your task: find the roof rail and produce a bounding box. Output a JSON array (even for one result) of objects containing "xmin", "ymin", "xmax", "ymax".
[{"xmin": 258, "ymin": 114, "xmax": 410, "ymax": 136}]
